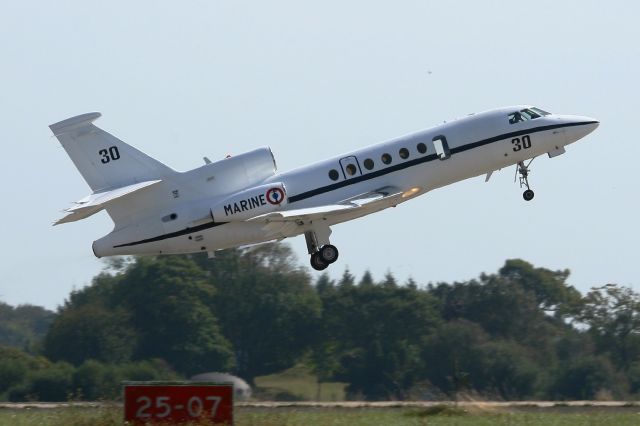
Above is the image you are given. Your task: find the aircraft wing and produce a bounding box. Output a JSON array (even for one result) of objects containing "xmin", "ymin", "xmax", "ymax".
[
  {"xmin": 54, "ymin": 179, "xmax": 162, "ymax": 225},
  {"xmin": 249, "ymin": 186, "xmax": 403, "ymax": 236}
]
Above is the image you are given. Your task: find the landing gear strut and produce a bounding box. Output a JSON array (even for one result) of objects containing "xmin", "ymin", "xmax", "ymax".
[
  {"xmin": 305, "ymin": 228, "xmax": 339, "ymax": 271},
  {"xmin": 516, "ymin": 159, "xmax": 535, "ymax": 201}
]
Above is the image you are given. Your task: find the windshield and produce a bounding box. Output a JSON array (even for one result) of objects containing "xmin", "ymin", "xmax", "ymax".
[{"xmin": 508, "ymin": 107, "xmax": 551, "ymax": 124}]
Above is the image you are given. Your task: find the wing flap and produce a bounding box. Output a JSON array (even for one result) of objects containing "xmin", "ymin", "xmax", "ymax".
[
  {"xmin": 249, "ymin": 186, "xmax": 403, "ymax": 237},
  {"xmin": 54, "ymin": 179, "xmax": 162, "ymax": 225}
]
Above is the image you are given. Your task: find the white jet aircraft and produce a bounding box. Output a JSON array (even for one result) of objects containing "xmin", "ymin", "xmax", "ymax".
[{"xmin": 51, "ymin": 106, "xmax": 598, "ymax": 270}]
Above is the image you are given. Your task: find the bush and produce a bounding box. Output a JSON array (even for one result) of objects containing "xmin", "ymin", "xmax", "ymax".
[
  {"xmin": 549, "ymin": 356, "xmax": 618, "ymax": 400},
  {"xmin": 8, "ymin": 362, "xmax": 74, "ymax": 402},
  {"xmin": 114, "ymin": 359, "xmax": 181, "ymax": 383},
  {"xmin": 0, "ymin": 345, "xmax": 51, "ymax": 397},
  {"xmin": 73, "ymin": 360, "xmax": 117, "ymax": 400},
  {"xmin": 28, "ymin": 362, "xmax": 75, "ymax": 401},
  {"xmin": 0, "ymin": 356, "xmax": 29, "ymax": 394}
]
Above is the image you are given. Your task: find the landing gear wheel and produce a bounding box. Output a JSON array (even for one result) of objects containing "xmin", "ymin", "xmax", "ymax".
[
  {"xmin": 310, "ymin": 252, "xmax": 328, "ymax": 271},
  {"xmin": 523, "ymin": 189, "xmax": 535, "ymax": 201},
  {"xmin": 319, "ymin": 244, "xmax": 339, "ymax": 264}
]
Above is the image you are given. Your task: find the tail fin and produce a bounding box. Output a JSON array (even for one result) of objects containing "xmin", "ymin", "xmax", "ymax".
[{"xmin": 50, "ymin": 113, "xmax": 173, "ymax": 192}]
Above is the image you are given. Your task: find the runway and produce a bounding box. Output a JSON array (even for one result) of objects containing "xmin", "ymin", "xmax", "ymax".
[{"xmin": 1, "ymin": 401, "xmax": 638, "ymax": 409}]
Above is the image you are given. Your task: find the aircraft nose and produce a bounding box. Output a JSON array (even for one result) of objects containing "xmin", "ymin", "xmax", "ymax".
[
  {"xmin": 582, "ymin": 117, "xmax": 600, "ymax": 135},
  {"xmin": 565, "ymin": 116, "xmax": 599, "ymax": 143}
]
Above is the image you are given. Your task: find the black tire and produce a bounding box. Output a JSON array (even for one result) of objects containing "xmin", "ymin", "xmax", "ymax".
[
  {"xmin": 319, "ymin": 244, "xmax": 339, "ymax": 264},
  {"xmin": 310, "ymin": 252, "xmax": 328, "ymax": 271},
  {"xmin": 523, "ymin": 189, "xmax": 535, "ymax": 201}
]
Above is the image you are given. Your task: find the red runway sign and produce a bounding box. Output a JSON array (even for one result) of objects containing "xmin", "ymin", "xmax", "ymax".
[{"xmin": 124, "ymin": 382, "xmax": 233, "ymax": 424}]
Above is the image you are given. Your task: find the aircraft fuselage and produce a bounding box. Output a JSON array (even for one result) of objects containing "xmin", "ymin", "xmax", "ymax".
[{"xmin": 51, "ymin": 105, "xmax": 598, "ymax": 269}]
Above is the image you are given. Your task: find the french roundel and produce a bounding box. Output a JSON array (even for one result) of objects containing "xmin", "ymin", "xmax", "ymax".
[{"xmin": 266, "ymin": 187, "xmax": 285, "ymax": 205}]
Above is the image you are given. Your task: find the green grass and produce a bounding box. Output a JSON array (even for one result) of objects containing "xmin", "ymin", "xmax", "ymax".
[
  {"xmin": 254, "ymin": 364, "xmax": 347, "ymax": 401},
  {"xmin": 238, "ymin": 409, "xmax": 640, "ymax": 426},
  {"xmin": 0, "ymin": 407, "xmax": 121, "ymax": 426},
  {"xmin": 1, "ymin": 407, "xmax": 640, "ymax": 426}
]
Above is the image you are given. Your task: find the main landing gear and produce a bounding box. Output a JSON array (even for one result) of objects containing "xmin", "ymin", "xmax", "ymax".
[
  {"xmin": 515, "ymin": 159, "xmax": 535, "ymax": 201},
  {"xmin": 305, "ymin": 227, "xmax": 339, "ymax": 271},
  {"xmin": 310, "ymin": 245, "xmax": 339, "ymax": 271}
]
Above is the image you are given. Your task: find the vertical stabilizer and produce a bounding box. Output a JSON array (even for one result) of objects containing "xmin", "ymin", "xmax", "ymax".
[{"xmin": 50, "ymin": 113, "xmax": 173, "ymax": 191}]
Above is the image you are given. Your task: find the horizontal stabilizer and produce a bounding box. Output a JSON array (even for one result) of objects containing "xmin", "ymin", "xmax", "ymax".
[{"xmin": 54, "ymin": 180, "xmax": 162, "ymax": 225}]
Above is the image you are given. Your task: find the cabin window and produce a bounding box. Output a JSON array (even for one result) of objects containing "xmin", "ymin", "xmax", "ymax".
[
  {"xmin": 381, "ymin": 153, "xmax": 392, "ymax": 164},
  {"xmin": 363, "ymin": 158, "xmax": 374, "ymax": 170},
  {"xmin": 328, "ymin": 169, "xmax": 339, "ymax": 181},
  {"xmin": 417, "ymin": 142, "xmax": 427, "ymax": 154},
  {"xmin": 433, "ymin": 135, "xmax": 450, "ymax": 160},
  {"xmin": 399, "ymin": 147, "xmax": 409, "ymax": 159},
  {"xmin": 345, "ymin": 164, "xmax": 357, "ymax": 176}
]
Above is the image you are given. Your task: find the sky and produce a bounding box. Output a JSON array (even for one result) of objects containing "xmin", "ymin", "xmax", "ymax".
[{"xmin": 1, "ymin": 1, "xmax": 638, "ymax": 310}]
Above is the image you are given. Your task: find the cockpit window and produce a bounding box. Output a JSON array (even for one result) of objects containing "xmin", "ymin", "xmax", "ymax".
[
  {"xmin": 530, "ymin": 107, "xmax": 551, "ymax": 116},
  {"xmin": 509, "ymin": 111, "xmax": 524, "ymax": 124},
  {"xmin": 508, "ymin": 107, "xmax": 551, "ymax": 124}
]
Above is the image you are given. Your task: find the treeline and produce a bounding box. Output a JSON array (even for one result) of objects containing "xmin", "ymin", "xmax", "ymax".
[
  {"xmin": 0, "ymin": 302, "xmax": 53, "ymax": 350},
  {"xmin": 1, "ymin": 244, "xmax": 639, "ymax": 401}
]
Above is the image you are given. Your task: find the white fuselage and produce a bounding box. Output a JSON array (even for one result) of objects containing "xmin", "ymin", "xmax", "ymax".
[{"xmin": 91, "ymin": 106, "xmax": 598, "ymax": 257}]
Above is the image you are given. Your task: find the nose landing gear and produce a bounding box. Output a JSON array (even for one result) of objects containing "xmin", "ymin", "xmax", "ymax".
[
  {"xmin": 305, "ymin": 227, "xmax": 339, "ymax": 271},
  {"xmin": 515, "ymin": 159, "xmax": 535, "ymax": 201}
]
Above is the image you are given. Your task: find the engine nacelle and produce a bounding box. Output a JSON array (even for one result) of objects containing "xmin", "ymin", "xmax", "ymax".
[{"xmin": 211, "ymin": 182, "xmax": 287, "ymax": 222}]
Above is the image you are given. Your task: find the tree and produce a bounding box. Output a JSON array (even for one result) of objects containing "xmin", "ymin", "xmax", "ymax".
[
  {"xmin": 72, "ymin": 360, "xmax": 114, "ymax": 400},
  {"xmin": 44, "ymin": 304, "xmax": 136, "ymax": 365},
  {"xmin": 72, "ymin": 359, "xmax": 180, "ymax": 400},
  {"xmin": 114, "ymin": 256, "xmax": 235, "ymax": 376},
  {"xmin": 0, "ymin": 302, "xmax": 54, "ymax": 350},
  {"xmin": 321, "ymin": 280, "xmax": 441, "ymax": 399},
  {"xmin": 548, "ymin": 356, "xmax": 618, "ymax": 400},
  {"xmin": 43, "ymin": 256, "xmax": 235, "ymax": 376},
  {"xmin": 358, "ymin": 271, "xmax": 374, "ymax": 288},
  {"xmin": 382, "ymin": 272, "xmax": 397, "ymax": 288},
  {"xmin": 429, "ymin": 265, "xmax": 570, "ymax": 357},
  {"xmin": 498, "ymin": 259, "xmax": 582, "ymax": 319},
  {"xmin": 0, "ymin": 346, "xmax": 49, "ymax": 394},
  {"xmin": 429, "ymin": 277, "xmax": 544, "ymax": 342},
  {"xmin": 421, "ymin": 320, "xmax": 491, "ymax": 396},
  {"xmin": 192, "ymin": 244, "xmax": 322, "ymax": 384},
  {"xmin": 315, "ymin": 273, "xmax": 336, "ymax": 297},
  {"xmin": 9, "ymin": 362, "xmax": 75, "ymax": 402},
  {"xmin": 338, "ymin": 268, "xmax": 356, "ymax": 288},
  {"xmin": 579, "ymin": 284, "xmax": 640, "ymax": 370}
]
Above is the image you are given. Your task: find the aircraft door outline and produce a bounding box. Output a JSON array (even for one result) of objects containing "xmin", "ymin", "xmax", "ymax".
[
  {"xmin": 433, "ymin": 135, "xmax": 451, "ymax": 160},
  {"xmin": 339, "ymin": 156, "xmax": 362, "ymax": 179}
]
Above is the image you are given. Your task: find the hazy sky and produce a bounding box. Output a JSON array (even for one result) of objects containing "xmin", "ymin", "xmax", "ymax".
[{"xmin": 1, "ymin": 1, "xmax": 638, "ymax": 310}]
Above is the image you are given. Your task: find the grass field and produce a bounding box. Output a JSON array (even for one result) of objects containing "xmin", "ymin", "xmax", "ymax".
[
  {"xmin": 1, "ymin": 406, "xmax": 639, "ymax": 426},
  {"xmin": 254, "ymin": 363, "xmax": 347, "ymax": 401},
  {"xmin": 2, "ymin": 367, "xmax": 639, "ymax": 425}
]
